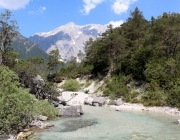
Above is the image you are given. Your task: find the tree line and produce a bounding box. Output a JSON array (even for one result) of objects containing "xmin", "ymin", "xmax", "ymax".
[{"xmin": 57, "ymin": 7, "xmax": 180, "ymax": 107}]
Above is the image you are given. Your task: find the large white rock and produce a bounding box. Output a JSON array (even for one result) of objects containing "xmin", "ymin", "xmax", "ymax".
[
  {"xmin": 59, "ymin": 105, "xmax": 83, "ymax": 117},
  {"xmin": 116, "ymin": 98, "xmax": 123, "ymax": 106},
  {"xmin": 61, "ymin": 92, "xmax": 88, "ymax": 105},
  {"xmin": 84, "ymin": 97, "xmax": 93, "ymax": 105},
  {"xmin": 32, "ymin": 75, "xmax": 45, "ymax": 87},
  {"xmin": 38, "ymin": 115, "xmax": 48, "ymax": 121},
  {"xmin": 30, "ymin": 120, "xmax": 53, "ymax": 129},
  {"xmin": 92, "ymin": 97, "xmax": 105, "ymax": 106},
  {"xmin": 178, "ymin": 119, "xmax": 180, "ymax": 124}
]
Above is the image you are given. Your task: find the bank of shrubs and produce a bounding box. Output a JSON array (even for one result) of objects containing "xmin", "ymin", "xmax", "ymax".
[{"xmin": 0, "ymin": 66, "xmax": 58, "ymax": 135}]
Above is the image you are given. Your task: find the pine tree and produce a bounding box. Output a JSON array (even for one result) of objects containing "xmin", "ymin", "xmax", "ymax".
[
  {"xmin": 0, "ymin": 10, "xmax": 18, "ymax": 65},
  {"xmin": 47, "ymin": 49, "xmax": 62, "ymax": 73}
]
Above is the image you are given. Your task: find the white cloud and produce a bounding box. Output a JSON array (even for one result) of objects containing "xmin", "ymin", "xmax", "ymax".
[
  {"xmin": 39, "ymin": 6, "xmax": 46, "ymax": 14},
  {"xmin": 0, "ymin": 0, "xmax": 31, "ymax": 10},
  {"xmin": 112, "ymin": 0, "xmax": 137, "ymax": 15},
  {"xmin": 107, "ymin": 20, "xmax": 124, "ymax": 28},
  {"xmin": 81, "ymin": 0, "xmax": 105, "ymax": 15},
  {"xmin": 28, "ymin": 6, "xmax": 46, "ymax": 15},
  {"xmin": 81, "ymin": 0, "xmax": 138, "ymax": 15}
]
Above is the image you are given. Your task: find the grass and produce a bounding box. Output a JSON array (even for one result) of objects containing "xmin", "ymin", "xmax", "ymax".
[{"xmin": 60, "ymin": 79, "xmax": 81, "ymax": 91}]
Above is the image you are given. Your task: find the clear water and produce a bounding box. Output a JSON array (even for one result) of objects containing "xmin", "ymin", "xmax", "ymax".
[{"xmin": 31, "ymin": 105, "xmax": 180, "ymax": 140}]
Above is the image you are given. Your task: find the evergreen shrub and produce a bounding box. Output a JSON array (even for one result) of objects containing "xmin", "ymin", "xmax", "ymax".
[{"xmin": 0, "ymin": 66, "xmax": 34, "ymax": 135}]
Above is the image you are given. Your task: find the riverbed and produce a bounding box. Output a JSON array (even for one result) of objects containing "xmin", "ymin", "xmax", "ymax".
[{"xmin": 31, "ymin": 105, "xmax": 180, "ymax": 140}]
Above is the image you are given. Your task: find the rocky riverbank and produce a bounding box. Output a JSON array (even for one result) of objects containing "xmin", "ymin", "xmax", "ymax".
[
  {"xmin": 58, "ymin": 91, "xmax": 180, "ymax": 117},
  {"xmin": 109, "ymin": 103, "xmax": 180, "ymax": 116},
  {"xmin": 6, "ymin": 77, "xmax": 180, "ymax": 140},
  {"xmin": 57, "ymin": 79, "xmax": 180, "ymax": 117}
]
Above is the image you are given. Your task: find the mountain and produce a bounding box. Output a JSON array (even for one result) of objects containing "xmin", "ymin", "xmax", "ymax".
[
  {"xmin": 11, "ymin": 34, "xmax": 48, "ymax": 61},
  {"xmin": 29, "ymin": 22, "xmax": 107, "ymax": 61}
]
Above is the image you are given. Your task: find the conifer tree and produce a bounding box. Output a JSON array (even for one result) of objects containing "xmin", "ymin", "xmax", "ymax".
[
  {"xmin": 47, "ymin": 49, "xmax": 62, "ymax": 73},
  {"xmin": 0, "ymin": 10, "xmax": 18, "ymax": 65}
]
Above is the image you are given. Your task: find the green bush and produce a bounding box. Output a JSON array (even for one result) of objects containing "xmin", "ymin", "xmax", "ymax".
[
  {"xmin": 33, "ymin": 100, "xmax": 59, "ymax": 119},
  {"xmin": 141, "ymin": 91, "xmax": 167, "ymax": 106},
  {"xmin": 0, "ymin": 66, "xmax": 34, "ymax": 135},
  {"xmin": 61, "ymin": 79, "xmax": 81, "ymax": 91},
  {"xmin": 145, "ymin": 58, "xmax": 180, "ymax": 89},
  {"xmin": 103, "ymin": 75, "xmax": 129, "ymax": 100},
  {"xmin": 167, "ymin": 85, "xmax": 180, "ymax": 108},
  {"xmin": 125, "ymin": 91, "xmax": 141, "ymax": 103}
]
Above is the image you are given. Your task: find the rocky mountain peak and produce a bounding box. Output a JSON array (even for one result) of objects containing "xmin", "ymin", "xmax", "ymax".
[{"xmin": 29, "ymin": 22, "xmax": 107, "ymax": 61}]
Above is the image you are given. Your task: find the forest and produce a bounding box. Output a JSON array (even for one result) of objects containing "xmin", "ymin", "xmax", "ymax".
[{"xmin": 57, "ymin": 7, "xmax": 180, "ymax": 107}]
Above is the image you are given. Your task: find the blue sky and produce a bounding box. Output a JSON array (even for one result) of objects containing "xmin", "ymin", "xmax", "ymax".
[{"xmin": 0, "ymin": 0, "xmax": 179, "ymax": 38}]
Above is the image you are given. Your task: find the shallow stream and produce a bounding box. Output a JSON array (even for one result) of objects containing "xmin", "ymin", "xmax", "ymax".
[{"xmin": 31, "ymin": 105, "xmax": 180, "ymax": 140}]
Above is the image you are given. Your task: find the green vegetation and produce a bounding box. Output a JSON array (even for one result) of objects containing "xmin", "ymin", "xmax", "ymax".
[
  {"xmin": 56, "ymin": 8, "xmax": 180, "ymax": 108},
  {"xmin": 56, "ymin": 57, "xmax": 93, "ymax": 79},
  {"xmin": 13, "ymin": 59, "xmax": 38, "ymax": 87},
  {"xmin": 103, "ymin": 75, "xmax": 129, "ymax": 100},
  {"xmin": 0, "ymin": 66, "xmax": 59, "ymax": 135},
  {"xmin": 0, "ymin": 10, "xmax": 18, "ymax": 65},
  {"xmin": 47, "ymin": 49, "xmax": 63, "ymax": 73},
  {"xmin": 33, "ymin": 100, "xmax": 59, "ymax": 119},
  {"xmin": 0, "ymin": 10, "xmax": 60, "ymax": 136},
  {"xmin": 61, "ymin": 79, "xmax": 81, "ymax": 91},
  {"xmin": 0, "ymin": 66, "xmax": 34, "ymax": 135},
  {"xmin": 82, "ymin": 8, "xmax": 180, "ymax": 108},
  {"xmin": 11, "ymin": 34, "xmax": 48, "ymax": 62}
]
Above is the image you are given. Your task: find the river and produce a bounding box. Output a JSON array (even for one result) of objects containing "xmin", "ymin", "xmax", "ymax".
[{"xmin": 31, "ymin": 105, "xmax": 180, "ymax": 140}]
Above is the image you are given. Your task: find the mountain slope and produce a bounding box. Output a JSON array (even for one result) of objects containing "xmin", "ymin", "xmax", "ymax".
[
  {"xmin": 29, "ymin": 22, "xmax": 107, "ymax": 61},
  {"xmin": 11, "ymin": 34, "xmax": 48, "ymax": 61}
]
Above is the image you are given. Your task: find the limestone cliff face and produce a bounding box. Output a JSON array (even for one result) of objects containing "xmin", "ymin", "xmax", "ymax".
[{"xmin": 29, "ymin": 22, "xmax": 107, "ymax": 61}]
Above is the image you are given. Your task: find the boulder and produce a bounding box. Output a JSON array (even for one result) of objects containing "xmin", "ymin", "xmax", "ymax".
[
  {"xmin": 115, "ymin": 108, "xmax": 121, "ymax": 111},
  {"xmin": 45, "ymin": 123, "xmax": 54, "ymax": 128},
  {"xmin": 57, "ymin": 96, "xmax": 65, "ymax": 102},
  {"xmin": 178, "ymin": 119, "xmax": 180, "ymax": 124},
  {"xmin": 59, "ymin": 105, "xmax": 83, "ymax": 117},
  {"xmin": 92, "ymin": 97, "xmax": 105, "ymax": 106},
  {"xmin": 30, "ymin": 120, "xmax": 52, "ymax": 129},
  {"xmin": 7, "ymin": 135, "xmax": 16, "ymax": 140},
  {"xmin": 108, "ymin": 100, "xmax": 117, "ymax": 105},
  {"xmin": 57, "ymin": 96, "xmax": 67, "ymax": 106},
  {"xmin": 47, "ymin": 73, "xmax": 56, "ymax": 82},
  {"xmin": 74, "ymin": 105, "xmax": 84, "ymax": 115},
  {"xmin": 52, "ymin": 101, "xmax": 59, "ymax": 107},
  {"xmin": 38, "ymin": 115, "xmax": 48, "ymax": 121},
  {"xmin": 16, "ymin": 131, "xmax": 33, "ymax": 140},
  {"xmin": 105, "ymin": 98, "xmax": 110, "ymax": 105},
  {"xmin": 58, "ymin": 104, "xmax": 64, "ymax": 109},
  {"xmin": 32, "ymin": 75, "xmax": 45, "ymax": 87},
  {"xmin": 88, "ymin": 94, "xmax": 98, "ymax": 98},
  {"xmin": 93, "ymin": 103, "xmax": 99, "ymax": 107},
  {"xmin": 96, "ymin": 92, "xmax": 103, "ymax": 97},
  {"xmin": 116, "ymin": 98, "xmax": 123, "ymax": 106},
  {"xmin": 84, "ymin": 97, "xmax": 93, "ymax": 105}
]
